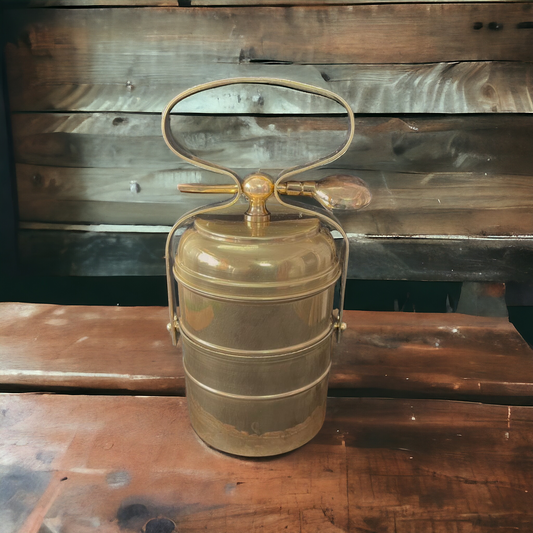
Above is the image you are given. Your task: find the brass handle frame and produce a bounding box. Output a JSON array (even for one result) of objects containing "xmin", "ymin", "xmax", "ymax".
[{"xmin": 162, "ymin": 78, "xmax": 355, "ymax": 345}]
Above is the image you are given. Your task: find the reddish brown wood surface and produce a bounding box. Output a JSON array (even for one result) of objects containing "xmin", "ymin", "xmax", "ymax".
[
  {"xmin": 1, "ymin": 393, "xmax": 532, "ymax": 532},
  {"xmin": 0, "ymin": 303, "xmax": 183, "ymax": 393},
  {"xmin": 1, "ymin": 303, "xmax": 532, "ymax": 399}
]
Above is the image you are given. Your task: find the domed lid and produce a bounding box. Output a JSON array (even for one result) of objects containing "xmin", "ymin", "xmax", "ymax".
[{"xmin": 174, "ymin": 216, "xmax": 340, "ymax": 300}]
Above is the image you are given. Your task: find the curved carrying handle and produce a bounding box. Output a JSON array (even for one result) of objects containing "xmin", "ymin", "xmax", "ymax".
[
  {"xmin": 161, "ymin": 77, "xmax": 355, "ymax": 186},
  {"xmin": 163, "ymin": 78, "xmax": 365, "ymax": 344}
]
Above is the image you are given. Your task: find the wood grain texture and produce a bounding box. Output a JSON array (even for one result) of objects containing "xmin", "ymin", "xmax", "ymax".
[
  {"xmin": 14, "ymin": 112, "xmax": 533, "ymax": 236},
  {"xmin": 322, "ymin": 62, "xmax": 533, "ymax": 115},
  {"xmin": 0, "ymin": 303, "xmax": 184, "ymax": 394},
  {"xmin": 12, "ymin": 113, "xmax": 533, "ymax": 175},
  {"xmin": 6, "ymin": 59, "xmax": 533, "ymax": 114},
  {"xmin": 346, "ymin": 237, "xmax": 533, "ymax": 282},
  {"xmin": 339, "ymin": 399, "xmax": 533, "ymax": 531},
  {"xmin": 4, "ymin": 5, "xmax": 533, "ymax": 115},
  {"xmin": 1, "ymin": 303, "xmax": 533, "ymax": 400},
  {"xmin": 16, "ymin": 165, "xmax": 533, "ymax": 239},
  {"xmin": 18, "ymin": 229, "xmax": 167, "ymax": 276},
  {"xmin": 17, "ymin": 228, "xmax": 533, "ymax": 280},
  {"xmin": 1, "ymin": 393, "xmax": 532, "ymax": 532}
]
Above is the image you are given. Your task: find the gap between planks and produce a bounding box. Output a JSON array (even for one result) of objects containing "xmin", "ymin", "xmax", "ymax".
[{"xmin": 17, "ymin": 222, "xmax": 533, "ymax": 241}]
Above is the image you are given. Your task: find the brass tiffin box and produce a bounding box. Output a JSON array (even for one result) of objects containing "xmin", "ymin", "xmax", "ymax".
[{"xmin": 162, "ymin": 79, "xmax": 370, "ymax": 456}]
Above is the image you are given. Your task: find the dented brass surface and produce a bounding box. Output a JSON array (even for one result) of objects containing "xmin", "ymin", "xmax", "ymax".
[
  {"xmin": 187, "ymin": 380, "xmax": 328, "ymax": 457},
  {"xmin": 174, "ymin": 213, "xmax": 337, "ymax": 456}
]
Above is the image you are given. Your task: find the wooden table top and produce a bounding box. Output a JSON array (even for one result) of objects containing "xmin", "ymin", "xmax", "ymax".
[
  {"xmin": 2, "ymin": 303, "xmax": 533, "ymax": 531},
  {"xmin": 2, "ymin": 393, "xmax": 532, "ymax": 533},
  {"xmin": 1, "ymin": 303, "xmax": 533, "ymax": 401}
]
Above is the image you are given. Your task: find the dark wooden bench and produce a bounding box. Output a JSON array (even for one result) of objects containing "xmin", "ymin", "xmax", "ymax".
[
  {"xmin": 1, "ymin": 303, "xmax": 533, "ymax": 402},
  {"xmin": 1, "ymin": 303, "xmax": 533, "ymax": 530}
]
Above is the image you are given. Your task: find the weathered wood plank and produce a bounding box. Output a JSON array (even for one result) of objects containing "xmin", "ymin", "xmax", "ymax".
[
  {"xmin": 17, "ymin": 229, "xmax": 533, "ymax": 280},
  {"xmin": 16, "ymin": 165, "xmax": 533, "ymax": 238},
  {"xmin": 0, "ymin": 393, "xmax": 351, "ymax": 533},
  {"xmin": 332, "ymin": 310, "xmax": 533, "ymax": 399},
  {"xmin": 5, "ymin": 6, "xmax": 533, "ymax": 114},
  {"xmin": 340, "ymin": 400, "xmax": 533, "ymax": 531},
  {"xmin": 347, "ymin": 236, "xmax": 533, "ymax": 282},
  {"xmin": 323, "ymin": 62, "xmax": 533, "ymax": 115},
  {"xmin": 13, "ymin": 112, "xmax": 533, "ymax": 237},
  {"xmin": 18, "ymin": 229, "xmax": 167, "ymax": 276},
  {"xmin": 0, "ymin": 303, "xmax": 184, "ymax": 394},
  {"xmin": 2, "ymin": 303, "xmax": 533, "ymax": 400},
  {"xmin": 7, "ymin": 60, "xmax": 533, "ymax": 114},
  {"xmin": 12, "ymin": 113, "xmax": 533, "ymax": 175},
  {"xmin": 1, "ymin": 393, "xmax": 532, "ymax": 532}
]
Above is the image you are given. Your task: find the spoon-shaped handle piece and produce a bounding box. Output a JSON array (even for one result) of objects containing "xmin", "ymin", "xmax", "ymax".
[{"xmin": 277, "ymin": 175, "xmax": 371, "ymax": 211}]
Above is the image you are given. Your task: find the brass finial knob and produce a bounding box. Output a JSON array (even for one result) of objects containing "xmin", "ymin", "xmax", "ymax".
[{"xmin": 242, "ymin": 172, "xmax": 274, "ymax": 223}]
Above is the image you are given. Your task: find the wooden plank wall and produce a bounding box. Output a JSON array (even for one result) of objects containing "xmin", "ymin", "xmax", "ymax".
[{"xmin": 3, "ymin": 1, "xmax": 533, "ymax": 279}]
